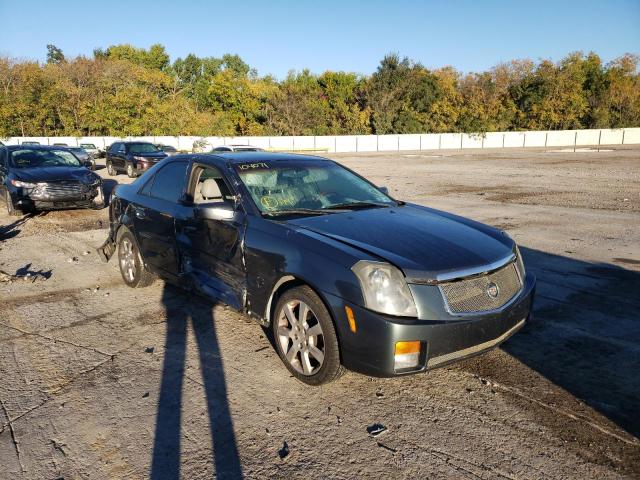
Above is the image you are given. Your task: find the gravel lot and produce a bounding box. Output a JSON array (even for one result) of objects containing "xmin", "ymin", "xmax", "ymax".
[{"xmin": 1, "ymin": 147, "xmax": 639, "ymax": 479}]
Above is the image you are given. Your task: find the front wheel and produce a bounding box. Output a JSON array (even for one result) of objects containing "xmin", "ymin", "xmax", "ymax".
[
  {"xmin": 106, "ymin": 161, "xmax": 116, "ymax": 176},
  {"xmin": 126, "ymin": 163, "xmax": 136, "ymax": 178},
  {"xmin": 117, "ymin": 230, "xmax": 155, "ymax": 288},
  {"xmin": 273, "ymin": 286, "xmax": 344, "ymax": 385},
  {"xmin": 5, "ymin": 190, "xmax": 21, "ymax": 217}
]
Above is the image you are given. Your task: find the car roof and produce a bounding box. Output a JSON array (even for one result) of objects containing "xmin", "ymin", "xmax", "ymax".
[
  {"xmin": 201, "ymin": 151, "xmax": 330, "ymax": 165},
  {"xmin": 6, "ymin": 144, "xmax": 71, "ymax": 151}
]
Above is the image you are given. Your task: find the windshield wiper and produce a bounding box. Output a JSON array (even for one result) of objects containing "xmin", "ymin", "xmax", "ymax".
[
  {"xmin": 262, "ymin": 208, "xmax": 346, "ymax": 217},
  {"xmin": 322, "ymin": 201, "xmax": 392, "ymax": 210}
]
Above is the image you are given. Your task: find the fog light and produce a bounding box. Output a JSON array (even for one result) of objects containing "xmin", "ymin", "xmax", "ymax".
[
  {"xmin": 345, "ymin": 306, "xmax": 357, "ymax": 333},
  {"xmin": 394, "ymin": 341, "xmax": 421, "ymax": 370}
]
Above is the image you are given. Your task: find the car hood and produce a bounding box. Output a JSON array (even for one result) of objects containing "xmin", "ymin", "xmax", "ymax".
[
  {"xmin": 287, "ymin": 204, "xmax": 514, "ymax": 281},
  {"xmin": 14, "ymin": 166, "xmax": 97, "ymax": 183}
]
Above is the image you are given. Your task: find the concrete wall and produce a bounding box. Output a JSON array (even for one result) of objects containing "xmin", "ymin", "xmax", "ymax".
[{"xmin": 3, "ymin": 128, "xmax": 639, "ymax": 153}]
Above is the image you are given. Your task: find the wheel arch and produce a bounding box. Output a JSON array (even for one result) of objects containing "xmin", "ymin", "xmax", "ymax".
[{"xmin": 265, "ymin": 274, "xmax": 345, "ymax": 361}]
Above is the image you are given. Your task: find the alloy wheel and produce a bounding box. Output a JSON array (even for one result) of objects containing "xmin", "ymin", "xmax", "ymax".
[
  {"xmin": 119, "ymin": 237, "xmax": 136, "ymax": 283},
  {"xmin": 276, "ymin": 300, "xmax": 325, "ymax": 375}
]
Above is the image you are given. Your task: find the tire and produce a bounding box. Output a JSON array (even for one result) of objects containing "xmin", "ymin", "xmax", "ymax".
[
  {"xmin": 117, "ymin": 230, "xmax": 156, "ymax": 288},
  {"xmin": 5, "ymin": 190, "xmax": 21, "ymax": 217},
  {"xmin": 126, "ymin": 162, "xmax": 136, "ymax": 178},
  {"xmin": 106, "ymin": 161, "xmax": 116, "ymax": 176},
  {"xmin": 272, "ymin": 286, "xmax": 344, "ymax": 385}
]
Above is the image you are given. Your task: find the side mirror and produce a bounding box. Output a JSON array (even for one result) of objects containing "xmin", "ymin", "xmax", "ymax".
[
  {"xmin": 379, "ymin": 186, "xmax": 389, "ymax": 195},
  {"xmin": 83, "ymin": 160, "xmax": 93, "ymax": 168},
  {"xmin": 196, "ymin": 202, "xmax": 235, "ymax": 221}
]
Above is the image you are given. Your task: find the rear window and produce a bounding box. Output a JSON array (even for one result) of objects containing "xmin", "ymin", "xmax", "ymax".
[{"xmin": 128, "ymin": 143, "xmax": 161, "ymax": 154}]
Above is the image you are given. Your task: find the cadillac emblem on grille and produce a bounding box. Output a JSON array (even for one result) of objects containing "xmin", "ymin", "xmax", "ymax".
[{"xmin": 486, "ymin": 282, "xmax": 500, "ymax": 299}]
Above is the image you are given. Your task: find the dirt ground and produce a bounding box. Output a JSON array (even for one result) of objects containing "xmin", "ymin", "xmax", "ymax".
[{"xmin": 1, "ymin": 147, "xmax": 639, "ymax": 479}]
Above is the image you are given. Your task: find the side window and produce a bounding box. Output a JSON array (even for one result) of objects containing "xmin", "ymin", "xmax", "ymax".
[
  {"xmin": 192, "ymin": 166, "xmax": 234, "ymax": 204},
  {"xmin": 139, "ymin": 175, "xmax": 155, "ymax": 196},
  {"xmin": 110, "ymin": 143, "xmax": 119, "ymax": 153},
  {"xmin": 149, "ymin": 161, "xmax": 189, "ymax": 203},
  {"xmin": 118, "ymin": 143, "xmax": 126, "ymax": 153}
]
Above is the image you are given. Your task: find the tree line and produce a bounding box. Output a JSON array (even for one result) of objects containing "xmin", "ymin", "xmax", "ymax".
[{"xmin": 0, "ymin": 44, "xmax": 638, "ymax": 138}]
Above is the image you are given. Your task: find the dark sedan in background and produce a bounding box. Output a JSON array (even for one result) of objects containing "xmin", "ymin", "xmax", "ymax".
[
  {"xmin": 68, "ymin": 146, "xmax": 96, "ymax": 170},
  {"xmin": 0, "ymin": 145, "xmax": 103, "ymax": 216},
  {"xmin": 106, "ymin": 141, "xmax": 168, "ymax": 178},
  {"xmin": 99, "ymin": 152, "xmax": 535, "ymax": 385}
]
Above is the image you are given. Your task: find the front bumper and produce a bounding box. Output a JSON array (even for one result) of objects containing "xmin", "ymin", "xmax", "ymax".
[
  {"xmin": 323, "ymin": 273, "xmax": 535, "ymax": 377},
  {"xmin": 11, "ymin": 184, "xmax": 102, "ymax": 211}
]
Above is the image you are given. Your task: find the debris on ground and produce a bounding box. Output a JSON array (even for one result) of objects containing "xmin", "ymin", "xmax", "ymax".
[
  {"xmin": 376, "ymin": 390, "xmax": 384, "ymax": 398},
  {"xmin": 377, "ymin": 442, "xmax": 397, "ymax": 453},
  {"xmin": 144, "ymin": 346, "xmax": 155, "ymax": 354},
  {"xmin": 142, "ymin": 392, "xmax": 149, "ymax": 398},
  {"xmin": 367, "ymin": 423, "xmax": 387, "ymax": 437},
  {"xmin": 0, "ymin": 269, "xmax": 49, "ymax": 283},
  {"xmin": 278, "ymin": 441, "xmax": 289, "ymax": 459},
  {"xmin": 67, "ymin": 256, "xmax": 79, "ymax": 263}
]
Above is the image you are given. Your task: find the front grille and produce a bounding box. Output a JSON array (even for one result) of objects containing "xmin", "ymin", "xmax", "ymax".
[
  {"xmin": 37, "ymin": 181, "xmax": 87, "ymax": 199},
  {"xmin": 439, "ymin": 262, "xmax": 522, "ymax": 314}
]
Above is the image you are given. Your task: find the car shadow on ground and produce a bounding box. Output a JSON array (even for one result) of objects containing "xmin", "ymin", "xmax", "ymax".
[
  {"xmin": 150, "ymin": 283, "xmax": 243, "ymax": 479},
  {"xmin": 0, "ymin": 213, "xmax": 35, "ymax": 240},
  {"xmin": 494, "ymin": 247, "xmax": 640, "ymax": 438}
]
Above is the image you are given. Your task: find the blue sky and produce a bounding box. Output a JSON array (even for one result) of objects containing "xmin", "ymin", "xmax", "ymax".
[{"xmin": 1, "ymin": 0, "xmax": 638, "ymax": 77}]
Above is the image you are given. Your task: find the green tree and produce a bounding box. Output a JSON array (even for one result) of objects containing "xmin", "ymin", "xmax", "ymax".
[{"xmin": 46, "ymin": 44, "xmax": 65, "ymax": 64}]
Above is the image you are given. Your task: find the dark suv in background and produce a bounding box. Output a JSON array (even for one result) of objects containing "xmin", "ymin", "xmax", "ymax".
[{"xmin": 106, "ymin": 141, "xmax": 168, "ymax": 178}]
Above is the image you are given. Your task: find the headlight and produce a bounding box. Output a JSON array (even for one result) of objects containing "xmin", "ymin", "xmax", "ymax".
[
  {"xmin": 133, "ymin": 156, "xmax": 147, "ymax": 161},
  {"xmin": 11, "ymin": 179, "xmax": 36, "ymax": 188},
  {"xmin": 351, "ymin": 260, "xmax": 417, "ymax": 317}
]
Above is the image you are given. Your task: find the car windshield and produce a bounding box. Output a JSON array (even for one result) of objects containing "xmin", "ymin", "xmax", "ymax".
[
  {"xmin": 80, "ymin": 144, "xmax": 96, "ymax": 149},
  {"xmin": 236, "ymin": 160, "xmax": 395, "ymax": 213},
  {"xmin": 128, "ymin": 143, "xmax": 161, "ymax": 154},
  {"xmin": 10, "ymin": 149, "xmax": 82, "ymax": 168}
]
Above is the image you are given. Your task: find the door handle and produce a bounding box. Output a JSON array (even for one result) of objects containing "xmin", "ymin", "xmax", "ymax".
[{"xmin": 135, "ymin": 208, "xmax": 146, "ymax": 219}]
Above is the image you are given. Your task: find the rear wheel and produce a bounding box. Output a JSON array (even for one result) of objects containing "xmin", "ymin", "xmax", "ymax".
[
  {"xmin": 106, "ymin": 161, "xmax": 116, "ymax": 176},
  {"xmin": 126, "ymin": 163, "xmax": 136, "ymax": 178},
  {"xmin": 272, "ymin": 286, "xmax": 344, "ymax": 385},
  {"xmin": 117, "ymin": 230, "xmax": 155, "ymax": 288},
  {"xmin": 5, "ymin": 190, "xmax": 21, "ymax": 217}
]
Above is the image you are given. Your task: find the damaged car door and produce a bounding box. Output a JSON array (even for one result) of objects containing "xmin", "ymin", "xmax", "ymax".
[
  {"xmin": 132, "ymin": 160, "xmax": 190, "ymax": 278},
  {"xmin": 176, "ymin": 163, "xmax": 247, "ymax": 309}
]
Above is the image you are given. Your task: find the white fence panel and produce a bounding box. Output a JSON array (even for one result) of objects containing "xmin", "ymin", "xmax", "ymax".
[
  {"xmin": 575, "ymin": 130, "xmax": 600, "ymax": 146},
  {"xmin": 503, "ymin": 132, "xmax": 525, "ymax": 148},
  {"xmin": 440, "ymin": 133, "xmax": 462, "ymax": 149},
  {"xmin": 49, "ymin": 136, "xmax": 78, "ymax": 146},
  {"xmin": 270, "ymin": 136, "xmax": 294, "ymax": 151},
  {"xmin": 314, "ymin": 136, "xmax": 336, "ymax": 153},
  {"xmin": 335, "ymin": 136, "xmax": 357, "ymax": 153},
  {"xmin": 420, "ymin": 134, "xmax": 440, "ymax": 150},
  {"xmin": 524, "ymin": 131, "xmax": 547, "ymax": 147},
  {"xmin": 355, "ymin": 135, "xmax": 377, "ymax": 152},
  {"xmin": 224, "ymin": 136, "xmax": 249, "ymax": 145},
  {"xmin": 398, "ymin": 134, "xmax": 421, "ymax": 150},
  {"xmin": 600, "ymin": 129, "xmax": 624, "ymax": 145},
  {"xmin": 377, "ymin": 135, "xmax": 399, "ymax": 151},
  {"xmin": 153, "ymin": 136, "xmax": 180, "ymax": 148},
  {"xmin": 18, "ymin": 137, "xmax": 50, "ymax": 145},
  {"xmin": 483, "ymin": 132, "xmax": 504, "ymax": 148},
  {"xmin": 546, "ymin": 130, "xmax": 576, "ymax": 147},
  {"xmin": 462, "ymin": 133, "xmax": 483, "ymax": 149},
  {"xmin": 247, "ymin": 137, "xmax": 271, "ymax": 150},
  {"xmin": 623, "ymin": 128, "xmax": 640, "ymax": 144},
  {"xmin": 292, "ymin": 136, "xmax": 315, "ymax": 150}
]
